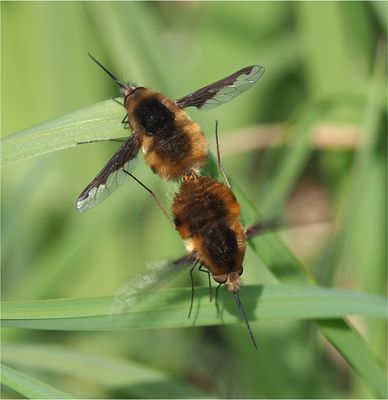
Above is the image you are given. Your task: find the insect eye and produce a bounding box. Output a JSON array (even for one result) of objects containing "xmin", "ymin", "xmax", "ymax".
[{"xmin": 213, "ymin": 274, "xmax": 227, "ymax": 284}]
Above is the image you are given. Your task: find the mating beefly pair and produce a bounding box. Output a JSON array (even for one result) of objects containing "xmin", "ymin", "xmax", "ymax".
[{"xmin": 77, "ymin": 55, "xmax": 266, "ymax": 348}]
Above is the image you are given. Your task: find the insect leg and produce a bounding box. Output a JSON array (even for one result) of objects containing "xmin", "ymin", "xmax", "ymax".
[
  {"xmin": 188, "ymin": 260, "xmax": 199, "ymax": 318},
  {"xmin": 77, "ymin": 138, "xmax": 127, "ymax": 145},
  {"xmin": 119, "ymin": 114, "xmax": 131, "ymax": 130},
  {"xmin": 215, "ymin": 283, "xmax": 223, "ymax": 315},
  {"xmin": 111, "ymin": 97, "xmax": 129, "ymax": 127},
  {"xmin": 112, "ymin": 97, "xmax": 125, "ymax": 108},
  {"xmin": 121, "ymin": 113, "xmax": 129, "ymax": 124},
  {"xmin": 215, "ymin": 120, "xmax": 231, "ymax": 188},
  {"xmin": 198, "ymin": 264, "xmax": 212, "ymax": 302},
  {"xmin": 122, "ymin": 170, "xmax": 174, "ymax": 228}
]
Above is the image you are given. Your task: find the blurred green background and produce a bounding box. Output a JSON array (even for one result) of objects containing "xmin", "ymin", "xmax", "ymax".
[{"xmin": 1, "ymin": 2, "xmax": 387, "ymax": 399}]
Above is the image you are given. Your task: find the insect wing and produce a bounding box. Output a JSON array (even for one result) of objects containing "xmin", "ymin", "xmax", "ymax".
[
  {"xmin": 110, "ymin": 254, "xmax": 196, "ymax": 315},
  {"xmin": 245, "ymin": 218, "xmax": 281, "ymax": 240},
  {"xmin": 76, "ymin": 134, "xmax": 141, "ymax": 212},
  {"xmin": 176, "ymin": 65, "xmax": 265, "ymax": 110}
]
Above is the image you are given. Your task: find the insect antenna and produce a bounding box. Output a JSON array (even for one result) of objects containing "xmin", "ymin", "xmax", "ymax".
[
  {"xmin": 88, "ymin": 53, "xmax": 127, "ymax": 91},
  {"xmin": 233, "ymin": 291, "xmax": 258, "ymax": 350},
  {"xmin": 215, "ymin": 120, "xmax": 231, "ymax": 188}
]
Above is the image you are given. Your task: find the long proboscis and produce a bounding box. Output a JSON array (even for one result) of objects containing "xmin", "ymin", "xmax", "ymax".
[
  {"xmin": 233, "ymin": 292, "xmax": 258, "ymax": 350},
  {"xmin": 88, "ymin": 53, "xmax": 127, "ymax": 90}
]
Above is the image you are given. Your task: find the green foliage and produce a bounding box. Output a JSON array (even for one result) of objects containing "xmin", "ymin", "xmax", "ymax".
[
  {"xmin": 1, "ymin": 364, "xmax": 73, "ymax": 399},
  {"xmin": 2, "ymin": 2, "xmax": 387, "ymax": 399},
  {"xmin": 2, "ymin": 285, "xmax": 385, "ymax": 329}
]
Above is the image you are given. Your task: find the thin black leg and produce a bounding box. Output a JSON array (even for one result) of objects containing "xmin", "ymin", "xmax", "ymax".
[
  {"xmin": 214, "ymin": 120, "xmax": 231, "ymax": 188},
  {"xmin": 122, "ymin": 169, "xmax": 174, "ymax": 227},
  {"xmin": 121, "ymin": 114, "xmax": 130, "ymax": 129},
  {"xmin": 215, "ymin": 283, "xmax": 222, "ymax": 315},
  {"xmin": 199, "ymin": 264, "xmax": 212, "ymax": 302},
  {"xmin": 188, "ymin": 261, "xmax": 199, "ymax": 318},
  {"xmin": 77, "ymin": 138, "xmax": 127, "ymax": 145},
  {"xmin": 113, "ymin": 98, "xmax": 124, "ymax": 107}
]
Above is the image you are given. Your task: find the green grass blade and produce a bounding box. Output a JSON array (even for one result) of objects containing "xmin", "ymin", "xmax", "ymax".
[
  {"xmin": 238, "ymin": 172, "xmax": 387, "ymax": 398},
  {"xmin": 1, "ymin": 363, "xmax": 74, "ymax": 399},
  {"xmin": 259, "ymin": 104, "xmax": 319, "ymax": 216},
  {"xmin": 318, "ymin": 320, "xmax": 388, "ymax": 399},
  {"xmin": 2, "ymin": 344, "xmax": 208, "ymax": 397},
  {"xmin": 1, "ymin": 100, "xmax": 123, "ymax": 167},
  {"xmin": 231, "ymin": 45, "xmax": 387, "ymax": 397},
  {"xmin": 296, "ymin": 2, "xmax": 355, "ymax": 98},
  {"xmin": 1, "ymin": 285, "xmax": 386, "ymax": 330}
]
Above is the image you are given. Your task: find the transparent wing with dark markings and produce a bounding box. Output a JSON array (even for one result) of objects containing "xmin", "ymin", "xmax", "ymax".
[
  {"xmin": 176, "ymin": 65, "xmax": 265, "ymax": 110},
  {"xmin": 110, "ymin": 254, "xmax": 196, "ymax": 315},
  {"xmin": 245, "ymin": 218, "xmax": 282, "ymax": 240},
  {"xmin": 76, "ymin": 134, "xmax": 142, "ymax": 212},
  {"xmin": 245, "ymin": 217, "xmax": 330, "ymax": 239}
]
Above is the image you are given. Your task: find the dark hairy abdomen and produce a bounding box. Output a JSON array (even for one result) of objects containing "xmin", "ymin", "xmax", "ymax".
[
  {"xmin": 172, "ymin": 176, "xmax": 243, "ymax": 273},
  {"xmin": 135, "ymin": 97, "xmax": 175, "ymax": 136},
  {"xmin": 174, "ymin": 179, "xmax": 229, "ymax": 235},
  {"xmin": 135, "ymin": 97, "xmax": 192, "ymax": 163},
  {"xmin": 203, "ymin": 225, "xmax": 239, "ymax": 272}
]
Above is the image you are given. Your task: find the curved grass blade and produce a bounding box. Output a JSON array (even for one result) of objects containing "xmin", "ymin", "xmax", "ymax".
[
  {"xmin": 1, "ymin": 100, "xmax": 123, "ymax": 167},
  {"xmin": 231, "ymin": 46, "xmax": 388, "ymax": 398},
  {"xmin": 1, "ymin": 363, "xmax": 73, "ymax": 399},
  {"xmin": 2, "ymin": 344, "xmax": 209, "ymax": 397},
  {"xmin": 319, "ymin": 319, "xmax": 388, "ymax": 399},
  {"xmin": 1, "ymin": 285, "xmax": 386, "ymax": 331}
]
